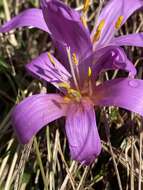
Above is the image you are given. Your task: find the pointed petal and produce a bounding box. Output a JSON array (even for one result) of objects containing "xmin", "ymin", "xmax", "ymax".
[
  {"xmin": 0, "ymin": 8, "xmax": 50, "ymax": 33},
  {"xmin": 12, "ymin": 94, "xmax": 67, "ymax": 144},
  {"xmin": 111, "ymin": 33, "xmax": 143, "ymax": 47},
  {"xmin": 94, "ymin": 78, "xmax": 143, "ymax": 116},
  {"xmin": 41, "ymin": 0, "xmax": 92, "ymax": 61},
  {"xmin": 91, "ymin": 0, "xmax": 143, "ymax": 47},
  {"xmin": 26, "ymin": 52, "xmax": 71, "ymax": 87},
  {"xmin": 65, "ymin": 101, "xmax": 101, "ymax": 165},
  {"xmin": 82, "ymin": 46, "xmax": 136, "ymax": 79}
]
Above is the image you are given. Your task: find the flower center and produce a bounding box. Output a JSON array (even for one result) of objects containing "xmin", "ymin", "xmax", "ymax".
[
  {"xmin": 58, "ymin": 82, "xmax": 82, "ymax": 102},
  {"xmin": 59, "ymin": 74, "xmax": 93, "ymax": 103},
  {"xmin": 47, "ymin": 50, "xmax": 93, "ymax": 103},
  {"xmin": 67, "ymin": 88, "xmax": 82, "ymax": 102},
  {"xmin": 49, "ymin": 45, "xmax": 94, "ymax": 103}
]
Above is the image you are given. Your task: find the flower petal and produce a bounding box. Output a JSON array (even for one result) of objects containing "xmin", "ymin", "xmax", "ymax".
[
  {"xmin": 41, "ymin": 0, "xmax": 92, "ymax": 61},
  {"xmin": 91, "ymin": 0, "xmax": 143, "ymax": 48},
  {"xmin": 111, "ymin": 33, "xmax": 143, "ymax": 47},
  {"xmin": 0, "ymin": 8, "xmax": 50, "ymax": 33},
  {"xmin": 82, "ymin": 46, "xmax": 136, "ymax": 79},
  {"xmin": 65, "ymin": 101, "xmax": 101, "ymax": 165},
  {"xmin": 12, "ymin": 94, "xmax": 67, "ymax": 144},
  {"xmin": 94, "ymin": 78, "xmax": 143, "ymax": 116},
  {"xmin": 53, "ymin": 40, "xmax": 70, "ymax": 71},
  {"xmin": 26, "ymin": 52, "xmax": 71, "ymax": 88}
]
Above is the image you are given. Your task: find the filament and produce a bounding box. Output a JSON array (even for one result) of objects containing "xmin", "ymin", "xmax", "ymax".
[
  {"xmin": 80, "ymin": 15, "xmax": 87, "ymax": 28},
  {"xmin": 47, "ymin": 52, "xmax": 56, "ymax": 66}
]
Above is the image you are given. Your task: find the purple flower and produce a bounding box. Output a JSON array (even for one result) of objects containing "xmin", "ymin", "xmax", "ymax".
[
  {"xmin": 0, "ymin": 0, "xmax": 143, "ymax": 75},
  {"xmin": 1, "ymin": 0, "xmax": 143, "ymax": 165},
  {"xmin": 11, "ymin": 50, "xmax": 143, "ymax": 165}
]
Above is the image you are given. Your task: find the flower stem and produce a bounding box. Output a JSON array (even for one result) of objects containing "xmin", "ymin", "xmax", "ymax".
[{"xmin": 34, "ymin": 138, "xmax": 48, "ymax": 190}]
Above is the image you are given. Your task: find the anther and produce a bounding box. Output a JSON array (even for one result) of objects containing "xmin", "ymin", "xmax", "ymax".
[
  {"xmin": 47, "ymin": 52, "xmax": 56, "ymax": 66},
  {"xmin": 93, "ymin": 19, "xmax": 105, "ymax": 43},
  {"xmin": 58, "ymin": 82, "xmax": 70, "ymax": 89},
  {"xmin": 72, "ymin": 53, "xmax": 79, "ymax": 65},
  {"xmin": 68, "ymin": 88, "xmax": 81, "ymax": 101},
  {"xmin": 83, "ymin": 0, "xmax": 90, "ymax": 13},
  {"xmin": 115, "ymin": 16, "xmax": 124, "ymax": 29},
  {"xmin": 66, "ymin": 47, "xmax": 80, "ymax": 91},
  {"xmin": 88, "ymin": 66, "xmax": 92, "ymax": 77}
]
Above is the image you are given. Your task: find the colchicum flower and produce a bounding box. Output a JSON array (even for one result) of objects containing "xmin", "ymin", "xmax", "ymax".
[{"xmin": 0, "ymin": 0, "xmax": 143, "ymax": 164}]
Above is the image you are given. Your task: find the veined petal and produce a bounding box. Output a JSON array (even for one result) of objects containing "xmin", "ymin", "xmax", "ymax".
[
  {"xmin": 41, "ymin": 0, "xmax": 92, "ymax": 62},
  {"xmin": 53, "ymin": 40, "xmax": 70, "ymax": 71},
  {"xmin": 12, "ymin": 94, "xmax": 67, "ymax": 144},
  {"xmin": 94, "ymin": 78, "xmax": 143, "ymax": 116},
  {"xmin": 65, "ymin": 101, "xmax": 101, "ymax": 165},
  {"xmin": 82, "ymin": 46, "xmax": 136, "ymax": 79},
  {"xmin": 26, "ymin": 52, "xmax": 71, "ymax": 88},
  {"xmin": 91, "ymin": 0, "xmax": 143, "ymax": 48},
  {"xmin": 0, "ymin": 8, "xmax": 50, "ymax": 33},
  {"xmin": 41, "ymin": 0, "xmax": 80, "ymax": 22},
  {"xmin": 111, "ymin": 33, "xmax": 143, "ymax": 47}
]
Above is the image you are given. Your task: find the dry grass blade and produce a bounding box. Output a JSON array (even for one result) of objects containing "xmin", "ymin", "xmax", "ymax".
[
  {"xmin": 58, "ymin": 137, "xmax": 76, "ymax": 190},
  {"xmin": 14, "ymin": 141, "xmax": 33, "ymax": 190}
]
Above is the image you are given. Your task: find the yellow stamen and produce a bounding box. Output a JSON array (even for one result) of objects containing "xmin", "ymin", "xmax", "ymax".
[
  {"xmin": 58, "ymin": 82, "xmax": 70, "ymax": 89},
  {"xmin": 72, "ymin": 53, "xmax": 79, "ymax": 65},
  {"xmin": 93, "ymin": 19, "xmax": 105, "ymax": 43},
  {"xmin": 47, "ymin": 52, "xmax": 56, "ymax": 66},
  {"xmin": 80, "ymin": 15, "xmax": 87, "ymax": 28},
  {"xmin": 72, "ymin": 52, "xmax": 80, "ymax": 83},
  {"xmin": 115, "ymin": 16, "xmax": 124, "ymax": 29},
  {"xmin": 88, "ymin": 66, "xmax": 92, "ymax": 77},
  {"xmin": 83, "ymin": 0, "xmax": 90, "ymax": 13},
  {"xmin": 68, "ymin": 88, "xmax": 81, "ymax": 101},
  {"xmin": 66, "ymin": 47, "xmax": 80, "ymax": 91},
  {"xmin": 59, "ymin": 83, "xmax": 81, "ymax": 101}
]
